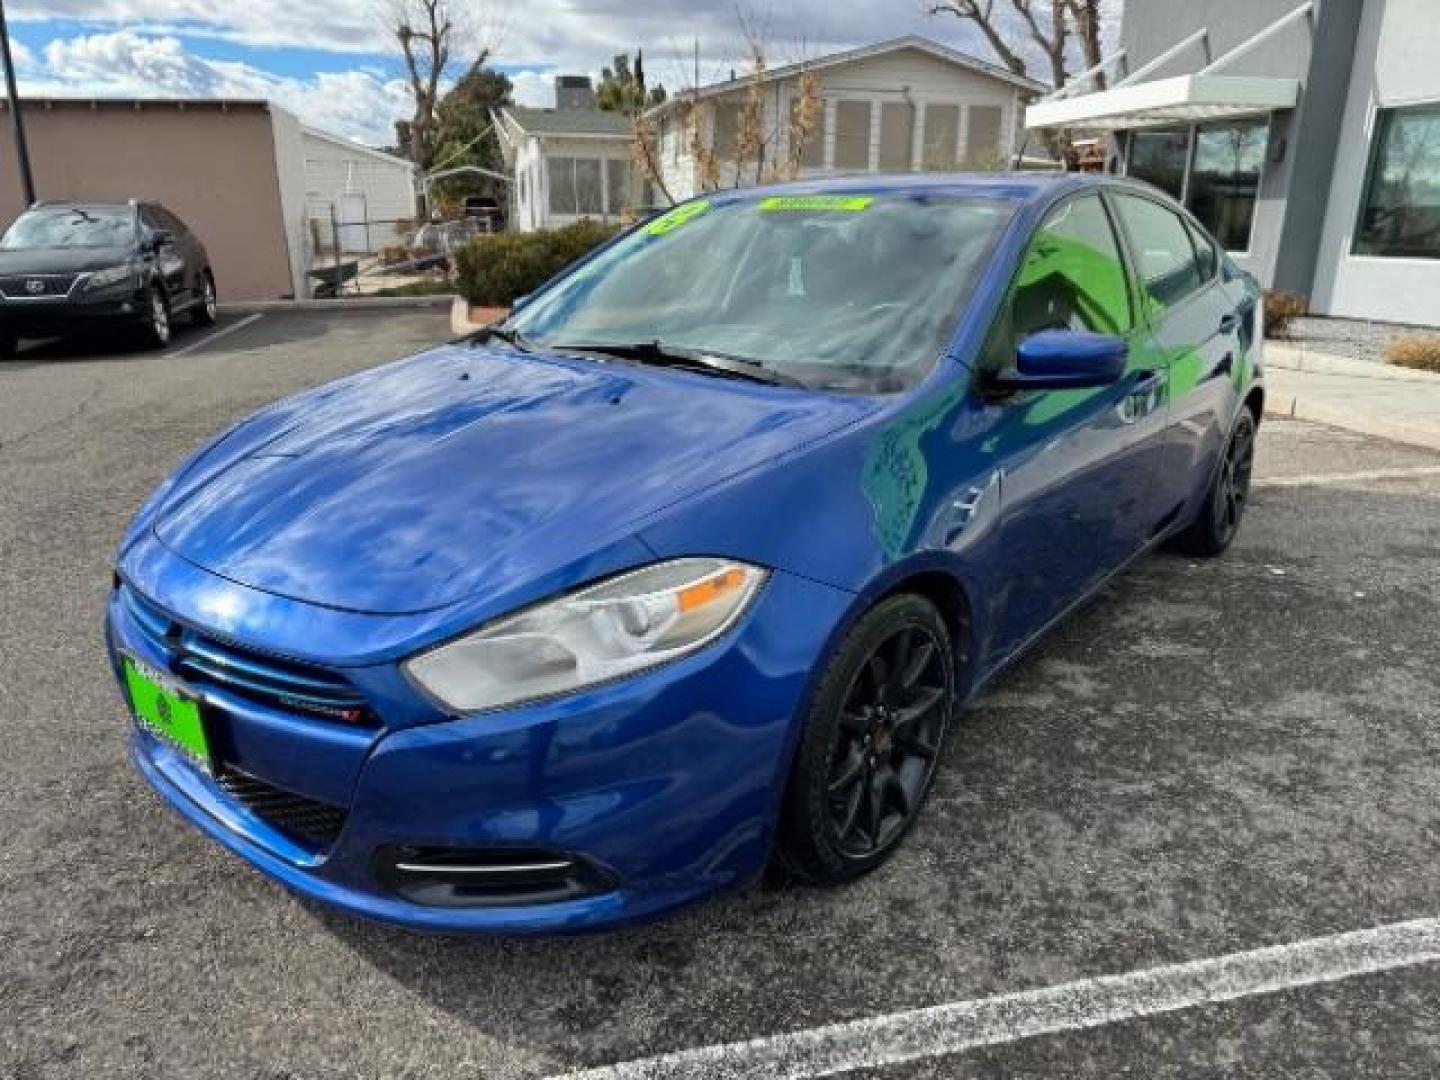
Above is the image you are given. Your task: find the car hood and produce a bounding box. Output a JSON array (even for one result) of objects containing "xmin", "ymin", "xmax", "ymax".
[
  {"xmin": 152, "ymin": 344, "xmax": 874, "ymax": 615},
  {"xmin": 0, "ymin": 246, "xmax": 133, "ymax": 275}
]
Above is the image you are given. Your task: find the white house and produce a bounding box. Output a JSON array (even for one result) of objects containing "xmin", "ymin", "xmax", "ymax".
[
  {"xmin": 301, "ymin": 125, "xmax": 418, "ymax": 252},
  {"xmin": 646, "ymin": 36, "xmax": 1048, "ymax": 201},
  {"xmin": 494, "ymin": 96, "xmax": 647, "ymax": 232}
]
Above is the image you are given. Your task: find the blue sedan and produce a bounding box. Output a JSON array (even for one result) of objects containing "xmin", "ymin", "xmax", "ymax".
[{"xmin": 106, "ymin": 174, "xmax": 1262, "ymax": 933}]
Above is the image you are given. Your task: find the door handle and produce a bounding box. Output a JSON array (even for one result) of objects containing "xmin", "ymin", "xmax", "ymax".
[
  {"xmin": 1120, "ymin": 369, "xmax": 1166, "ymax": 424},
  {"xmin": 1219, "ymin": 312, "xmax": 1242, "ymax": 335}
]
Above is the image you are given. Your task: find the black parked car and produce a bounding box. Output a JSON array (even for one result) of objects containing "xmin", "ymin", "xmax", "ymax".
[{"xmin": 0, "ymin": 200, "xmax": 216, "ymax": 355}]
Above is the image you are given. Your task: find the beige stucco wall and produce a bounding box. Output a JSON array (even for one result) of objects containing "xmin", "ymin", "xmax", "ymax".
[{"xmin": 0, "ymin": 100, "xmax": 296, "ymax": 300}]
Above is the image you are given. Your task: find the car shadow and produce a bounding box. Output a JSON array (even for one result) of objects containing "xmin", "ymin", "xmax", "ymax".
[{"xmin": 290, "ymin": 483, "xmax": 1440, "ymax": 1072}]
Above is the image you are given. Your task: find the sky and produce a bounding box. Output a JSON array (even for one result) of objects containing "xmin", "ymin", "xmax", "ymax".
[{"xmin": 2, "ymin": 2, "xmax": 1101, "ymax": 149}]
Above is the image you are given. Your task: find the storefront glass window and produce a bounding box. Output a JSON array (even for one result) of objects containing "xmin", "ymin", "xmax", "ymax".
[
  {"xmin": 1188, "ymin": 120, "xmax": 1267, "ymax": 252},
  {"xmin": 1126, "ymin": 130, "xmax": 1189, "ymax": 199},
  {"xmin": 1355, "ymin": 105, "xmax": 1440, "ymax": 258}
]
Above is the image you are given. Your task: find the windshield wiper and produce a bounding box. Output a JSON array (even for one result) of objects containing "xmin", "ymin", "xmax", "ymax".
[{"xmin": 548, "ymin": 339, "xmax": 803, "ymax": 388}]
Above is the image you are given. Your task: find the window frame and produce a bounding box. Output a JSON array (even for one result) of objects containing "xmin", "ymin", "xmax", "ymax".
[{"xmin": 1352, "ymin": 100, "xmax": 1440, "ymax": 261}]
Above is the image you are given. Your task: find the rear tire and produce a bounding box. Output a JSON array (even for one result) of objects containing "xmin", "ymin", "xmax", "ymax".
[
  {"xmin": 1172, "ymin": 409, "xmax": 1257, "ymax": 557},
  {"xmin": 776, "ymin": 594, "xmax": 956, "ymax": 885},
  {"xmin": 193, "ymin": 271, "xmax": 217, "ymax": 326}
]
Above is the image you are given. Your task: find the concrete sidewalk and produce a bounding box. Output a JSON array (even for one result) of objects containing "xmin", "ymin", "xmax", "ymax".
[{"xmin": 1264, "ymin": 344, "xmax": 1440, "ymax": 450}]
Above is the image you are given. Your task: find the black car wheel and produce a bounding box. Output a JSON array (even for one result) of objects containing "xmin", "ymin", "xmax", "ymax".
[
  {"xmin": 143, "ymin": 285, "xmax": 172, "ymax": 349},
  {"xmin": 1173, "ymin": 409, "xmax": 1257, "ymax": 557},
  {"xmin": 776, "ymin": 594, "xmax": 956, "ymax": 884},
  {"xmin": 193, "ymin": 272, "xmax": 218, "ymax": 326}
]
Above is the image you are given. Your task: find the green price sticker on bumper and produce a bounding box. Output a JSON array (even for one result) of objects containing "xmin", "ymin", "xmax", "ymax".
[
  {"xmin": 759, "ymin": 196, "xmax": 874, "ymax": 212},
  {"xmin": 646, "ymin": 200, "xmax": 711, "ymax": 235}
]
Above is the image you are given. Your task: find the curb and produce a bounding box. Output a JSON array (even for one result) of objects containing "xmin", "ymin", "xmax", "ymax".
[
  {"xmin": 1266, "ymin": 389, "xmax": 1440, "ymax": 452},
  {"xmin": 217, "ymin": 295, "xmax": 457, "ymax": 315},
  {"xmin": 1264, "ymin": 340, "xmax": 1440, "ymax": 384}
]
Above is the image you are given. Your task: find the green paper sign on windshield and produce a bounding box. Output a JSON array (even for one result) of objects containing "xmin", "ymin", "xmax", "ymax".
[
  {"xmin": 759, "ymin": 196, "xmax": 874, "ymax": 212},
  {"xmin": 646, "ymin": 200, "xmax": 712, "ymax": 235}
]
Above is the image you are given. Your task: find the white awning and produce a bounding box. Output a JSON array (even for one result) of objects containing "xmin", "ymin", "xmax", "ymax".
[{"xmin": 1026, "ymin": 74, "xmax": 1300, "ymax": 131}]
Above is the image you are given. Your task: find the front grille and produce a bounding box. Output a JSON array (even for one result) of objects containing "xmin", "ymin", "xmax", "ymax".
[
  {"xmin": 120, "ymin": 585, "xmax": 374, "ymax": 726},
  {"xmin": 216, "ymin": 768, "xmax": 348, "ymax": 849},
  {"xmin": 0, "ymin": 273, "xmax": 80, "ymax": 298}
]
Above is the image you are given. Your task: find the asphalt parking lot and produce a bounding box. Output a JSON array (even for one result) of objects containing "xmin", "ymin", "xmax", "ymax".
[{"xmin": 3, "ymin": 308, "xmax": 1439, "ymax": 1079}]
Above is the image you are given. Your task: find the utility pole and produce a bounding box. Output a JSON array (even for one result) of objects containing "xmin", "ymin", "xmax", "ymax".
[{"xmin": 0, "ymin": 0, "xmax": 35, "ymax": 206}]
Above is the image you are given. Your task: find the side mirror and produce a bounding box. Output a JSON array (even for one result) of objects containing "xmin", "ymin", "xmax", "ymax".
[
  {"xmin": 147, "ymin": 229, "xmax": 173, "ymax": 251},
  {"xmin": 990, "ymin": 330, "xmax": 1127, "ymax": 391}
]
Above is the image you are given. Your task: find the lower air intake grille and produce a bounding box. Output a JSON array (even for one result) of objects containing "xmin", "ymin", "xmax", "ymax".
[{"xmin": 215, "ymin": 769, "xmax": 347, "ymax": 850}]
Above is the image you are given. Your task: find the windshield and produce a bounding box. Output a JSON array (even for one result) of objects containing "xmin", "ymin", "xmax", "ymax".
[
  {"xmin": 507, "ymin": 193, "xmax": 1015, "ymax": 393},
  {"xmin": 0, "ymin": 207, "xmax": 135, "ymax": 251}
]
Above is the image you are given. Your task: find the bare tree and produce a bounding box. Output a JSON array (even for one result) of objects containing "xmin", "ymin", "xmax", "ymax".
[
  {"xmin": 384, "ymin": 0, "xmax": 498, "ymax": 170},
  {"xmin": 928, "ymin": 0, "xmax": 1092, "ymax": 91}
]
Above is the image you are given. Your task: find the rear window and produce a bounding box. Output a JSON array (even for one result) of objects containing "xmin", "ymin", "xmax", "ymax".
[{"xmin": 1, "ymin": 207, "xmax": 134, "ymax": 250}]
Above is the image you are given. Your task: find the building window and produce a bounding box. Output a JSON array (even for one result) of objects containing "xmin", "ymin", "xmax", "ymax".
[
  {"xmin": 1122, "ymin": 120, "xmax": 1268, "ymax": 252},
  {"xmin": 1126, "ymin": 130, "xmax": 1188, "ymax": 199},
  {"xmin": 791, "ymin": 97, "xmax": 825, "ymax": 169},
  {"xmin": 606, "ymin": 158, "xmax": 631, "ymax": 215},
  {"xmin": 575, "ymin": 159, "xmax": 604, "ymax": 214},
  {"xmin": 967, "ymin": 105, "xmax": 1003, "ymax": 164},
  {"xmin": 922, "ymin": 104, "xmax": 960, "ymax": 169},
  {"xmin": 834, "ymin": 100, "xmax": 872, "ymax": 170},
  {"xmin": 1355, "ymin": 104, "xmax": 1440, "ymax": 258},
  {"xmin": 879, "ymin": 102, "xmax": 915, "ymax": 171},
  {"xmin": 549, "ymin": 157, "xmax": 577, "ymax": 215},
  {"xmin": 1188, "ymin": 120, "xmax": 1267, "ymax": 252},
  {"xmin": 713, "ymin": 102, "xmax": 742, "ymax": 162}
]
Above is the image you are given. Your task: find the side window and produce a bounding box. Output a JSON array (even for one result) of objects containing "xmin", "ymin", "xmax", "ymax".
[
  {"xmin": 980, "ymin": 194, "xmax": 1132, "ymax": 374},
  {"xmin": 1113, "ymin": 193, "xmax": 1204, "ymax": 312}
]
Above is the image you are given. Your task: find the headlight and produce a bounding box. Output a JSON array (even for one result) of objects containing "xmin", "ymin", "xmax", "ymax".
[
  {"xmin": 404, "ymin": 558, "xmax": 768, "ymax": 714},
  {"xmin": 87, "ymin": 263, "xmax": 136, "ymax": 290}
]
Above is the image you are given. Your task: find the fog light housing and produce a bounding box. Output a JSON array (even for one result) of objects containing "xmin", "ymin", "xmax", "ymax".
[{"xmin": 374, "ymin": 846, "xmax": 616, "ymax": 907}]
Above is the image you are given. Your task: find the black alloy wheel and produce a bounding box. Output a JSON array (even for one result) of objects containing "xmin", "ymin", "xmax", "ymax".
[
  {"xmin": 1174, "ymin": 409, "xmax": 1257, "ymax": 557},
  {"xmin": 777, "ymin": 594, "xmax": 956, "ymax": 883}
]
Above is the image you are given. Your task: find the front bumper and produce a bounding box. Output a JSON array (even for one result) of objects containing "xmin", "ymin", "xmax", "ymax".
[
  {"xmin": 1, "ymin": 287, "xmax": 148, "ymax": 336},
  {"xmin": 106, "ymin": 559, "xmax": 852, "ymax": 934}
]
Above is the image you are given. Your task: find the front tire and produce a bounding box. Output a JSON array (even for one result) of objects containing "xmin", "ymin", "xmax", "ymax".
[
  {"xmin": 1173, "ymin": 409, "xmax": 1257, "ymax": 557},
  {"xmin": 776, "ymin": 594, "xmax": 956, "ymax": 885},
  {"xmin": 141, "ymin": 285, "xmax": 172, "ymax": 349}
]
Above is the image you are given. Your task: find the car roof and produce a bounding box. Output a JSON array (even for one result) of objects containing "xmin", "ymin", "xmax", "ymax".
[
  {"xmin": 708, "ymin": 171, "xmax": 1143, "ymax": 207},
  {"xmin": 27, "ymin": 201, "xmax": 138, "ymax": 213}
]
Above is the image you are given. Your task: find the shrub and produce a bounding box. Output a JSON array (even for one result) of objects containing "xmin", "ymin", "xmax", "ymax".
[
  {"xmin": 1384, "ymin": 333, "xmax": 1440, "ymax": 373},
  {"xmin": 1262, "ymin": 290, "xmax": 1308, "ymax": 339},
  {"xmin": 455, "ymin": 219, "xmax": 621, "ymax": 306}
]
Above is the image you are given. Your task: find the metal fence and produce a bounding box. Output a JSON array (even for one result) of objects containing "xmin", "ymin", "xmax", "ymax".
[{"xmin": 303, "ymin": 208, "xmax": 498, "ymax": 298}]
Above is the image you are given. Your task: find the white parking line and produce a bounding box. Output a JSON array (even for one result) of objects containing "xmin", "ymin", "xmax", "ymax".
[
  {"xmin": 164, "ymin": 312, "xmax": 263, "ymax": 360},
  {"xmin": 552, "ymin": 917, "xmax": 1440, "ymax": 1080},
  {"xmin": 1254, "ymin": 465, "xmax": 1440, "ymax": 488}
]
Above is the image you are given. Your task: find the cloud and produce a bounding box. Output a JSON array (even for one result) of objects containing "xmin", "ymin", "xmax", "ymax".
[{"xmin": 24, "ymin": 31, "xmax": 411, "ymax": 146}]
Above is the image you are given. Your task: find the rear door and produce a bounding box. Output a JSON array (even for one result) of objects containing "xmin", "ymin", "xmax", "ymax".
[{"xmin": 1109, "ymin": 192, "xmax": 1242, "ymax": 527}]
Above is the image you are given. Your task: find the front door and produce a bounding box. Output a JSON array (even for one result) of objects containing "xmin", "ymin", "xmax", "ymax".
[{"xmin": 970, "ymin": 193, "xmax": 1170, "ymax": 665}]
